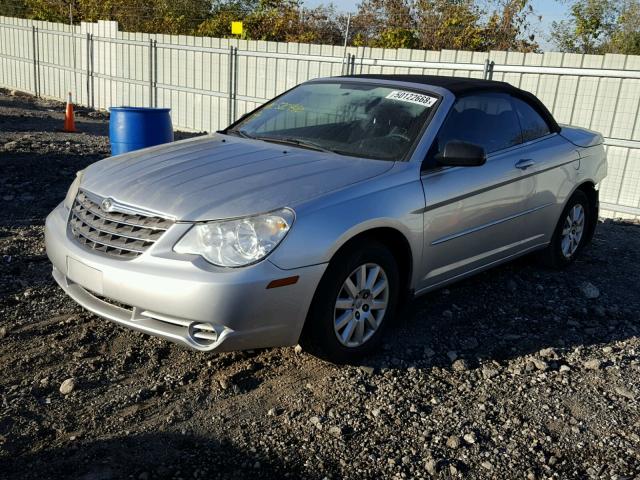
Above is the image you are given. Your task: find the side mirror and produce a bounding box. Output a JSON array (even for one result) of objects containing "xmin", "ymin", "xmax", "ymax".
[{"xmin": 437, "ymin": 141, "xmax": 486, "ymax": 167}]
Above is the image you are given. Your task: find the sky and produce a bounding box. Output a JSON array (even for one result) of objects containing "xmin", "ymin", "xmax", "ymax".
[{"xmin": 303, "ymin": 0, "xmax": 570, "ymax": 51}]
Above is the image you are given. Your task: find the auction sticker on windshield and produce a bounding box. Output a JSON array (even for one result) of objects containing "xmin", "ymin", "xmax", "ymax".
[{"xmin": 386, "ymin": 90, "xmax": 438, "ymax": 108}]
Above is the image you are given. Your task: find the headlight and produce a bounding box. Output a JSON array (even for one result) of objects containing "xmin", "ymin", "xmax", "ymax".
[
  {"xmin": 174, "ymin": 208, "xmax": 294, "ymax": 267},
  {"xmin": 63, "ymin": 170, "xmax": 84, "ymax": 210}
]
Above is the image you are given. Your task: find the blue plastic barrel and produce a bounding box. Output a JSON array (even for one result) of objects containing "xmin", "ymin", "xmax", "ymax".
[{"xmin": 109, "ymin": 106, "xmax": 173, "ymax": 155}]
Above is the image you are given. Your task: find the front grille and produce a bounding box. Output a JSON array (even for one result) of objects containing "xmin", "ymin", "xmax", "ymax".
[{"xmin": 69, "ymin": 191, "xmax": 173, "ymax": 259}]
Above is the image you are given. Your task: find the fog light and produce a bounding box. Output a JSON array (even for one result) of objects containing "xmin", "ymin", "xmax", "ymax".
[{"xmin": 188, "ymin": 322, "xmax": 219, "ymax": 345}]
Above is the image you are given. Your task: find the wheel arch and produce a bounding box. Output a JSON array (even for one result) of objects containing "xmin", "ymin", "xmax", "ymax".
[
  {"xmin": 325, "ymin": 226, "xmax": 414, "ymax": 301},
  {"xmin": 299, "ymin": 225, "xmax": 415, "ymax": 353},
  {"xmin": 570, "ymin": 180, "xmax": 599, "ymax": 244}
]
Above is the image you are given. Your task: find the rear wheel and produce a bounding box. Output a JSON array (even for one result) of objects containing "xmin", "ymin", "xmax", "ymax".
[
  {"xmin": 303, "ymin": 241, "xmax": 399, "ymax": 363},
  {"xmin": 541, "ymin": 190, "xmax": 592, "ymax": 268}
]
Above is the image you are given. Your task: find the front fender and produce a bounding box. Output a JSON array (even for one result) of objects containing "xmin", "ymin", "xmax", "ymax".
[{"xmin": 268, "ymin": 165, "xmax": 425, "ymax": 288}]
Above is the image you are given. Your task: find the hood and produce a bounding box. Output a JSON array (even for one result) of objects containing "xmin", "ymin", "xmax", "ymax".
[{"xmin": 81, "ymin": 134, "xmax": 394, "ymax": 221}]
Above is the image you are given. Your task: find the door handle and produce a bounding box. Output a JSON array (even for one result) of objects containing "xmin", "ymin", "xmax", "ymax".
[{"xmin": 515, "ymin": 159, "xmax": 535, "ymax": 170}]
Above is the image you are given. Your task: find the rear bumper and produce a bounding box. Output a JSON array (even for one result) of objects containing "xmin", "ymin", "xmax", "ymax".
[{"xmin": 45, "ymin": 202, "xmax": 327, "ymax": 352}]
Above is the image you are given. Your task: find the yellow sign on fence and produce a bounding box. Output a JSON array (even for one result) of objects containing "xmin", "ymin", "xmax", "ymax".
[{"xmin": 231, "ymin": 21, "xmax": 243, "ymax": 35}]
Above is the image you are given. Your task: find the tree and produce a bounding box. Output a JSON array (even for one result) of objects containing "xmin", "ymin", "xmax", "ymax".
[
  {"xmin": 550, "ymin": 0, "xmax": 640, "ymax": 54},
  {"xmin": 483, "ymin": 0, "xmax": 539, "ymax": 52},
  {"xmin": 197, "ymin": 1, "xmax": 259, "ymax": 38},
  {"xmin": 350, "ymin": 0, "xmax": 538, "ymax": 51},
  {"xmin": 242, "ymin": 1, "xmax": 300, "ymax": 42},
  {"xmin": 350, "ymin": 0, "xmax": 417, "ymax": 48},
  {"xmin": 0, "ymin": 0, "xmax": 28, "ymax": 17},
  {"xmin": 289, "ymin": 5, "xmax": 346, "ymax": 45},
  {"xmin": 415, "ymin": 0, "xmax": 486, "ymax": 51},
  {"xmin": 550, "ymin": 0, "xmax": 618, "ymax": 54},
  {"xmin": 608, "ymin": 0, "xmax": 640, "ymax": 54},
  {"xmin": 198, "ymin": 0, "xmax": 344, "ymax": 43},
  {"xmin": 6, "ymin": 0, "xmax": 541, "ymax": 52},
  {"xmin": 22, "ymin": 0, "xmax": 211, "ymax": 33}
]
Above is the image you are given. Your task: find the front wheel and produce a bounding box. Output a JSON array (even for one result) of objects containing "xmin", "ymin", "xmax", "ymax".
[
  {"xmin": 540, "ymin": 190, "xmax": 592, "ymax": 268},
  {"xmin": 302, "ymin": 241, "xmax": 399, "ymax": 363}
]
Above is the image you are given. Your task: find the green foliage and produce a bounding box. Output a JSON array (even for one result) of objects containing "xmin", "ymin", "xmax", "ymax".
[
  {"xmin": 550, "ymin": 0, "xmax": 640, "ymax": 54},
  {"xmin": 550, "ymin": 0, "xmax": 617, "ymax": 53},
  {"xmin": 374, "ymin": 28, "xmax": 418, "ymax": 49},
  {"xmin": 350, "ymin": 0, "xmax": 539, "ymax": 52},
  {"xmin": 8, "ymin": 0, "xmax": 541, "ymax": 52},
  {"xmin": 23, "ymin": 0, "xmax": 211, "ymax": 34},
  {"xmin": 241, "ymin": 2, "xmax": 300, "ymax": 42},
  {"xmin": 0, "ymin": 0, "xmax": 28, "ymax": 18},
  {"xmin": 198, "ymin": 0, "xmax": 343, "ymax": 42},
  {"xmin": 609, "ymin": 1, "xmax": 640, "ymax": 54},
  {"xmin": 197, "ymin": 2, "xmax": 248, "ymax": 38}
]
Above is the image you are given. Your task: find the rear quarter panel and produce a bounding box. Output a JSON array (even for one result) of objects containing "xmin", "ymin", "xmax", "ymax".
[
  {"xmin": 578, "ymin": 144, "xmax": 607, "ymax": 186},
  {"xmin": 530, "ymin": 136, "xmax": 606, "ymax": 242}
]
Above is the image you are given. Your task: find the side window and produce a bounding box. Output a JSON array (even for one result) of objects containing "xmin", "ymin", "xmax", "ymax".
[
  {"xmin": 512, "ymin": 97, "xmax": 551, "ymax": 142},
  {"xmin": 429, "ymin": 93, "xmax": 523, "ymax": 164}
]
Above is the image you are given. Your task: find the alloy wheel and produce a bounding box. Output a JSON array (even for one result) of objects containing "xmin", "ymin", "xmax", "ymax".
[
  {"xmin": 333, "ymin": 263, "xmax": 389, "ymax": 348},
  {"xmin": 561, "ymin": 203, "xmax": 585, "ymax": 258}
]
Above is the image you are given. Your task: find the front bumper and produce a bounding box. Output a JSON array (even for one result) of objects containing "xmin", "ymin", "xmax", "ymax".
[{"xmin": 45, "ymin": 203, "xmax": 327, "ymax": 352}]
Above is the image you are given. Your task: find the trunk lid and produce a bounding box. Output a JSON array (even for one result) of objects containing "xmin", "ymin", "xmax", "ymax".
[{"xmin": 559, "ymin": 125, "xmax": 604, "ymax": 148}]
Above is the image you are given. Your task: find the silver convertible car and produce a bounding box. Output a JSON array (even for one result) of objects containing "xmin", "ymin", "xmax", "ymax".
[{"xmin": 45, "ymin": 75, "xmax": 607, "ymax": 362}]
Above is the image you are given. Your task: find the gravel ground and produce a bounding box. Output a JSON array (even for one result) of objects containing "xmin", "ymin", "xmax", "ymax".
[{"xmin": 0, "ymin": 89, "xmax": 639, "ymax": 480}]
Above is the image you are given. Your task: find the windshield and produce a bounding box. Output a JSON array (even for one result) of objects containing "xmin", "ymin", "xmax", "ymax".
[{"xmin": 227, "ymin": 82, "xmax": 439, "ymax": 161}]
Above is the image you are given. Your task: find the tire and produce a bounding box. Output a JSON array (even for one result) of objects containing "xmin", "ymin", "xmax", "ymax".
[
  {"xmin": 540, "ymin": 189, "xmax": 592, "ymax": 268},
  {"xmin": 302, "ymin": 241, "xmax": 400, "ymax": 363}
]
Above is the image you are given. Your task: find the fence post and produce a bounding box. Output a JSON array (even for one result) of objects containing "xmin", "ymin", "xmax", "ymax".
[
  {"xmin": 85, "ymin": 33, "xmax": 91, "ymax": 108},
  {"xmin": 233, "ymin": 46, "xmax": 238, "ymax": 121},
  {"xmin": 89, "ymin": 34, "xmax": 94, "ymax": 108},
  {"xmin": 227, "ymin": 46, "xmax": 238, "ymax": 124},
  {"xmin": 228, "ymin": 45, "xmax": 233, "ymax": 124},
  {"xmin": 31, "ymin": 26, "xmax": 38, "ymax": 97},
  {"xmin": 341, "ymin": 53, "xmax": 349, "ymax": 75},
  {"xmin": 148, "ymin": 38, "xmax": 154, "ymax": 107},
  {"xmin": 350, "ymin": 53, "xmax": 356, "ymax": 75},
  {"xmin": 153, "ymin": 40, "xmax": 158, "ymax": 108}
]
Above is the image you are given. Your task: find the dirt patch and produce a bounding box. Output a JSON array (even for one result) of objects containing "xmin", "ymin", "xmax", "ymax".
[{"xmin": 0, "ymin": 90, "xmax": 639, "ymax": 479}]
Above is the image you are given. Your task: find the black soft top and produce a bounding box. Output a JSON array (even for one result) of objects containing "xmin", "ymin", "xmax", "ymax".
[{"xmin": 339, "ymin": 74, "xmax": 560, "ymax": 132}]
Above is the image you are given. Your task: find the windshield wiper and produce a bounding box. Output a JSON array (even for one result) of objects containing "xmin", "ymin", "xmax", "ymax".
[
  {"xmin": 254, "ymin": 136, "xmax": 336, "ymax": 154},
  {"xmin": 223, "ymin": 131, "xmax": 339, "ymax": 154},
  {"xmin": 224, "ymin": 128, "xmax": 255, "ymax": 139}
]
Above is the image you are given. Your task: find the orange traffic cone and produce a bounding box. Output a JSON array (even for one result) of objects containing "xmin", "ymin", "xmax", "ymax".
[{"xmin": 63, "ymin": 92, "xmax": 77, "ymax": 133}]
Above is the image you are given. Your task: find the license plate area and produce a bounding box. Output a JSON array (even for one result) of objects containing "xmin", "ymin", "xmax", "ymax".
[{"xmin": 66, "ymin": 257, "xmax": 104, "ymax": 295}]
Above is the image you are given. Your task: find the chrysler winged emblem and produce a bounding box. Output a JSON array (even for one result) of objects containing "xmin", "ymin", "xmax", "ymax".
[{"xmin": 101, "ymin": 198, "xmax": 115, "ymax": 213}]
